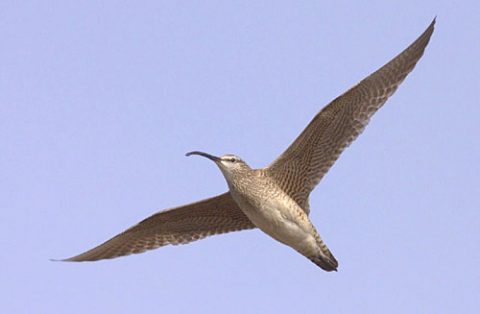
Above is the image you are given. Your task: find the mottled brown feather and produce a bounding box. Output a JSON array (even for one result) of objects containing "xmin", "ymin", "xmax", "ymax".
[
  {"xmin": 64, "ymin": 192, "xmax": 255, "ymax": 261},
  {"xmin": 267, "ymin": 19, "xmax": 435, "ymax": 212},
  {"xmin": 62, "ymin": 20, "xmax": 435, "ymax": 266}
]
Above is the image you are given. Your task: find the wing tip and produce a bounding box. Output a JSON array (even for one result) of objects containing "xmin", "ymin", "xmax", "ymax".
[
  {"xmin": 422, "ymin": 17, "xmax": 436, "ymax": 42},
  {"xmin": 49, "ymin": 257, "xmax": 82, "ymax": 262},
  {"xmin": 50, "ymin": 256, "xmax": 89, "ymax": 262},
  {"xmin": 428, "ymin": 16, "xmax": 436, "ymax": 35}
]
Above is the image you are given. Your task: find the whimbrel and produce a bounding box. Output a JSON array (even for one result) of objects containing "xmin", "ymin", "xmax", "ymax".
[{"xmin": 60, "ymin": 19, "xmax": 435, "ymax": 271}]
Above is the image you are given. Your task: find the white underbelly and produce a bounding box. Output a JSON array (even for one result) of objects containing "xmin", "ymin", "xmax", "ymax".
[{"xmin": 235, "ymin": 196, "xmax": 316, "ymax": 251}]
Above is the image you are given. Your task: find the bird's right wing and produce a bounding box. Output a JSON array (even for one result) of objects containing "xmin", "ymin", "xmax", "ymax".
[
  {"xmin": 267, "ymin": 19, "xmax": 435, "ymax": 212},
  {"xmin": 61, "ymin": 192, "xmax": 255, "ymax": 262}
]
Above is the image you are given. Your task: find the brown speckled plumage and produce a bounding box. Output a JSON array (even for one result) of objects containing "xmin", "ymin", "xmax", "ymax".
[
  {"xmin": 64, "ymin": 193, "xmax": 254, "ymax": 261},
  {"xmin": 267, "ymin": 19, "xmax": 435, "ymax": 213},
  {"xmin": 62, "ymin": 20, "xmax": 434, "ymax": 269}
]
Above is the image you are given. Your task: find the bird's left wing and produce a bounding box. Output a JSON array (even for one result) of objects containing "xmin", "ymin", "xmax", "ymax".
[
  {"xmin": 61, "ymin": 192, "xmax": 255, "ymax": 262},
  {"xmin": 267, "ymin": 19, "xmax": 435, "ymax": 212}
]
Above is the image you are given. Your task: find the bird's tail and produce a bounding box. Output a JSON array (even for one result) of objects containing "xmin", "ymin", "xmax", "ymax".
[{"xmin": 308, "ymin": 237, "xmax": 338, "ymax": 272}]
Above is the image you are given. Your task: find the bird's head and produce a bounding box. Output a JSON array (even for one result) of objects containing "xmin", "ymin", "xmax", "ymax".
[{"xmin": 186, "ymin": 151, "xmax": 251, "ymax": 181}]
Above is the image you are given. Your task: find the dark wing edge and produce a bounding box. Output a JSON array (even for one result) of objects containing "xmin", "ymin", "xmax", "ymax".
[
  {"xmin": 266, "ymin": 19, "xmax": 435, "ymax": 209},
  {"xmin": 58, "ymin": 192, "xmax": 255, "ymax": 262}
]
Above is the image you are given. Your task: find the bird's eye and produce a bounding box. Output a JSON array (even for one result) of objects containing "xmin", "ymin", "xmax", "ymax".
[{"xmin": 230, "ymin": 157, "xmax": 236, "ymax": 163}]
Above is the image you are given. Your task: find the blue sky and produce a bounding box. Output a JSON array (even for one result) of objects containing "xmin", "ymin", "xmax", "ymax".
[{"xmin": 1, "ymin": 1, "xmax": 479, "ymax": 313}]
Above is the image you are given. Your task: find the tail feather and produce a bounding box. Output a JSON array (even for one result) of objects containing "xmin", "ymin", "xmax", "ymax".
[
  {"xmin": 308, "ymin": 253, "xmax": 338, "ymax": 272},
  {"xmin": 308, "ymin": 237, "xmax": 339, "ymax": 271}
]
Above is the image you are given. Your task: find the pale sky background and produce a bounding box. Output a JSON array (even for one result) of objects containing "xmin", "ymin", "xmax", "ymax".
[{"xmin": 1, "ymin": 1, "xmax": 479, "ymax": 313}]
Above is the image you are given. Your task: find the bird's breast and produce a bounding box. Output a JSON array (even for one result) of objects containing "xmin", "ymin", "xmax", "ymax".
[{"xmin": 229, "ymin": 186, "xmax": 314, "ymax": 247}]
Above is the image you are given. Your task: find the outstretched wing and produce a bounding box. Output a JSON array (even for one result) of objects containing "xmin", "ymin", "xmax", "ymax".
[
  {"xmin": 267, "ymin": 19, "xmax": 435, "ymax": 212},
  {"xmin": 62, "ymin": 192, "xmax": 255, "ymax": 262}
]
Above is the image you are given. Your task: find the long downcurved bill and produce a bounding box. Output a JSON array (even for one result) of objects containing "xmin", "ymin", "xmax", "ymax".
[{"xmin": 185, "ymin": 151, "xmax": 220, "ymax": 162}]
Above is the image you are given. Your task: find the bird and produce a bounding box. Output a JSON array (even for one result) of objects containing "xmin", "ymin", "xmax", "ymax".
[{"xmin": 59, "ymin": 19, "xmax": 435, "ymax": 271}]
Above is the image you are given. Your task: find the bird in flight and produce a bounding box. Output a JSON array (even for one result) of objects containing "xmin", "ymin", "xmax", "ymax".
[{"xmin": 60, "ymin": 19, "xmax": 435, "ymax": 271}]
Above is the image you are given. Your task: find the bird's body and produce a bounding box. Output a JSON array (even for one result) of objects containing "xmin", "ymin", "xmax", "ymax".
[
  {"xmin": 59, "ymin": 19, "xmax": 435, "ymax": 272},
  {"xmin": 225, "ymin": 167, "xmax": 337, "ymax": 270}
]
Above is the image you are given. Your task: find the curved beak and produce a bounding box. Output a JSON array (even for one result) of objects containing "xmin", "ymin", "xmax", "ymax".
[{"xmin": 185, "ymin": 151, "xmax": 220, "ymax": 162}]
